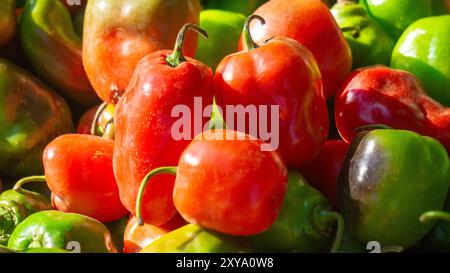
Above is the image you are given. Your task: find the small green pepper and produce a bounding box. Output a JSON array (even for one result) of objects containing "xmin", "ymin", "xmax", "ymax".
[
  {"xmin": 331, "ymin": 0, "xmax": 395, "ymax": 68},
  {"xmin": 390, "ymin": 15, "xmax": 450, "ymax": 107},
  {"xmin": 250, "ymin": 171, "xmax": 344, "ymax": 253},
  {"xmin": 0, "ymin": 0, "xmax": 16, "ymax": 46},
  {"xmin": 0, "ymin": 176, "xmax": 52, "ymax": 245},
  {"xmin": 140, "ymin": 224, "xmax": 249, "ymax": 253},
  {"xmin": 338, "ymin": 128, "xmax": 450, "ymax": 249},
  {"xmin": 20, "ymin": 0, "xmax": 99, "ymax": 108},
  {"xmin": 202, "ymin": 0, "xmax": 267, "ymax": 15},
  {"xmin": 0, "ymin": 58, "xmax": 74, "ymax": 178},
  {"xmin": 196, "ymin": 9, "xmax": 246, "ymax": 69},
  {"xmin": 7, "ymin": 210, "xmax": 117, "ymax": 253},
  {"xmin": 360, "ymin": 0, "xmax": 448, "ymax": 40}
]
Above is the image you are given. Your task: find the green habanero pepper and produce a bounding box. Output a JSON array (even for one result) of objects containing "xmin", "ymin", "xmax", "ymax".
[
  {"xmin": 417, "ymin": 197, "xmax": 450, "ymax": 252},
  {"xmin": 0, "ymin": 58, "xmax": 74, "ymax": 178},
  {"xmin": 360, "ymin": 0, "xmax": 448, "ymax": 40},
  {"xmin": 20, "ymin": 0, "xmax": 99, "ymax": 109},
  {"xmin": 7, "ymin": 210, "xmax": 117, "ymax": 253},
  {"xmin": 140, "ymin": 224, "xmax": 250, "ymax": 253},
  {"xmin": 0, "ymin": 176, "xmax": 52, "ymax": 245},
  {"xmin": 390, "ymin": 15, "xmax": 450, "ymax": 107},
  {"xmin": 338, "ymin": 128, "xmax": 450, "ymax": 249},
  {"xmin": 331, "ymin": 0, "xmax": 395, "ymax": 68},
  {"xmin": 196, "ymin": 9, "xmax": 246, "ymax": 69},
  {"xmin": 250, "ymin": 171, "xmax": 344, "ymax": 253},
  {"xmin": 202, "ymin": 0, "xmax": 267, "ymax": 15},
  {"xmin": 0, "ymin": 0, "xmax": 16, "ymax": 46}
]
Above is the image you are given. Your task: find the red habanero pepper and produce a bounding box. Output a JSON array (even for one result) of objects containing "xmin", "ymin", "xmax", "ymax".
[
  {"xmin": 335, "ymin": 66, "xmax": 450, "ymax": 151},
  {"xmin": 135, "ymin": 129, "xmax": 288, "ymax": 236},
  {"xmin": 215, "ymin": 15, "xmax": 329, "ymax": 167},
  {"xmin": 239, "ymin": 0, "xmax": 352, "ymax": 98},
  {"xmin": 113, "ymin": 24, "xmax": 214, "ymax": 226},
  {"xmin": 42, "ymin": 134, "xmax": 128, "ymax": 223},
  {"xmin": 297, "ymin": 140, "xmax": 349, "ymax": 208}
]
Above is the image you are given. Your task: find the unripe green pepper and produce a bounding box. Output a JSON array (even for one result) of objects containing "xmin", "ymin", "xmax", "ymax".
[
  {"xmin": 8, "ymin": 210, "xmax": 117, "ymax": 253},
  {"xmin": 0, "ymin": 0, "xmax": 16, "ymax": 46},
  {"xmin": 196, "ymin": 10, "xmax": 246, "ymax": 69},
  {"xmin": 20, "ymin": 0, "xmax": 99, "ymax": 108},
  {"xmin": 0, "ymin": 177, "xmax": 52, "ymax": 245},
  {"xmin": 250, "ymin": 171, "xmax": 344, "ymax": 253},
  {"xmin": 202, "ymin": 0, "xmax": 267, "ymax": 15},
  {"xmin": 390, "ymin": 15, "xmax": 450, "ymax": 107},
  {"xmin": 360, "ymin": 0, "xmax": 448, "ymax": 40},
  {"xmin": 140, "ymin": 224, "xmax": 249, "ymax": 253},
  {"xmin": 331, "ymin": 0, "xmax": 395, "ymax": 68},
  {"xmin": 0, "ymin": 58, "xmax": 74, "ymax": 178},
  {"xmin": 338, "ymin": 128, "xmax": 450, "ymax": 249}
]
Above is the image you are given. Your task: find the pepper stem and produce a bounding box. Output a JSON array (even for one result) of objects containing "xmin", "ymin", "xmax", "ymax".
[
  {"xmin": 243, "ymin": 15, "xmax": 266, "ymax": 51},
  {"xmin": 136, "ymin": 167, "xmax": 178, "ymax": 226},
  {"xmin": 90, "ymin": 102, "xmax": 109, "ymax": 136},
  {"xmin": 13, "ymin": 176, "xmax": 47, "ymax": 192},
  {"xmin": 166, "ymin": 24, "xmax": 208, "ymax": 67},
  {"xmin": 420, "ymin": 210, "xmax": 450, "ymax": 223},
  {"xmin": 315, "ymin": 207, "xmax": 344, "ymax": 253}
]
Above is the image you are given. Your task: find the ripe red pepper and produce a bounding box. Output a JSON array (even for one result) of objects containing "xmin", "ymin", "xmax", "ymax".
[
  {"xmin": 135, "ymin": 129, "xmax": 288, "ymax": 236},
  {"xmin": 335, "ymin": 66, "xmax": 450, "ymax": 151},
  {"xmin": 42, "ymin": 134, "xmax": 128, "ymax": 223},
  {"xmin": 239, "ymin": 0, "xmax": 352, "ymax": 98},
  {"xmin": 113, "ymin": 24, "xmax": 214, "ymax": 226},
  {"xmin": 215, "ymin": 15, "xmax": 329, "ymax": 167},
  {"xmin": 123, "ymin": 214, "xmax": 186, "ymax": 253},
  {"xmin": 297, "ymin": 140, "xmax": 349, "ymax": 208}
]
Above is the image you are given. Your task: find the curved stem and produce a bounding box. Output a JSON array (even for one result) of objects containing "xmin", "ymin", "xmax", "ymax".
[
  {"xmin": 420, "ymin": 210, "xmax": 450, "ymax": 223},
  {"xmin": 136, "ymin": 167, "xmax": 178, "ymax": 226},
  {"xmin": 340, "ymin": 25, "xmax": 361, "ymax": 39},
  {"xmin": 355, "ymin": 124, "xmax": 393, "ymax": 133},
  {"xmin": 90, "ymin": 102, "xmax": 108, "ymax": 136},
  {"xmin": 102, "ymin": 119, "xmax": 115, "ymax": 140},
  {"xmin": 328, "ymin": 212, "xmax": 344, "ymax": 253},
  {"xmin": 166, "ymin": 24, "xmax": 208, "ymax": 67},
  {"xmin": 243, "ymin": 15, "xmax": 266, "ymax": 51},
  {"xmin": 13, "ymin": 176, "xmax": 46, "ymax": 192},
  {"xmin": 314, "ymin": 207, "xmax": 344, "ymax": 253}
]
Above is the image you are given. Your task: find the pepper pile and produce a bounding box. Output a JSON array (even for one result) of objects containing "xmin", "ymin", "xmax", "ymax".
[{"xmin": 0, "ymin": 0, "xmax": 449, "ymax": 253}]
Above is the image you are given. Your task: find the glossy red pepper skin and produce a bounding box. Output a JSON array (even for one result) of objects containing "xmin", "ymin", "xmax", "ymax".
[
  {"xmin": 335, "ymin": 66, "xmax": 450, "ymax": 151},
  {"xmin": 297, "ymin": 140, "xmax": 349, "ymax": 209},
  {"xmin": 239, "ymin": 0, "xmax": 352, "ymax": 98},
  {"xmin": 113, "ymin": 51, "xmax": 214, "ymax": 226},
  {"xmin": 216, "ymin": 36, "xmax": 328, "ymax": 167},
  {"xmin": 173, "ymin": 129, "xmax": 288, "ymax": 236},
  {"xmin": 43, "ymin": 134, "xmax": 128, "ymax": 223}
]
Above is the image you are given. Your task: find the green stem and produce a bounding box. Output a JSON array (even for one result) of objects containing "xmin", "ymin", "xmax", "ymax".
[
  {"xmin": 243, "ymin": 15, "xmax": 266, "ymax": 51},
  {"xmin": 90, "ymin": 102, "xmax": 109, "ymax": 136},
  {"xmin": 136, "ymin": 167, "xmax": 178, "ymax": 226},
  {"xmin": 420, "ymin": 210, "xmax": 450, "ymax": 223},
  {"xmin": 315, "ymin": 207, "xmax": 344, "ymax": 253},
  {"xmin": 13, "ymin": 176, "xmax": 47, "ymax": 192},
  {"xmin": 166, "ymin": 24, "xmax": 208, "ymax": 67}
]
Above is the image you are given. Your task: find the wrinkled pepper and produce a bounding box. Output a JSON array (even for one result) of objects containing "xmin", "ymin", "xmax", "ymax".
[
  {"xmin": 216, "ymin": 15, "xmax": 329, "ymax": 167},
  {"xmin": 331, "ymin": 0, "xmax": 395, "ymax": 68},
  {"xmin": 196, "ymin": 9, "xmax": 246, "ymax": 69},
  {"xmin": 250, "ymin": 171, "xmax": 344, "ymax": 253},
  {"xmin": 7, "ymin": 210, "xmax": 117, "ymax": 253},
  {"xmin": 0, "ymin": 58, "xmax": 74, "ymax": 178},
  {"xmin": 83, "ymin": 0, "xmax": 201, "ymax": 103},
  {"xmin": 360, "ymin": 0, "xmax": 448, "ymax": 40},
  {"xmin": 0, "ymin": 0, "xmax": 15, "ymax": 46},
  {"xmin": 391, "ymin": 15, "xmax": 450, "ymax": 107},
  {"xmin": 113, "ymin": 24, "xmax": 214, "ymax": 226},
  {"xmin": 335, "ymin": 66, "xmax": 450, "ymax": 152},
  {"xmin": 140, "ymin": 224, "xmax": 249, "ymax": 253},
  {"xmin": 0, "ymin": 177, "xmax": 52, "ymax": 245},
  {"xmin": 338, "ymin": 128, "xmax": 450, "ymax": 249},
  {"xmin": 20, "ymin": 0, "xmax": 99, "ymax": 108},
  {"xmin": 202, "ymin": 0, "xmax": 267, "ymax": 15},
  {"xmin": 241, "ymin": 0, "xmax": 352, "ymax": 98}
]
